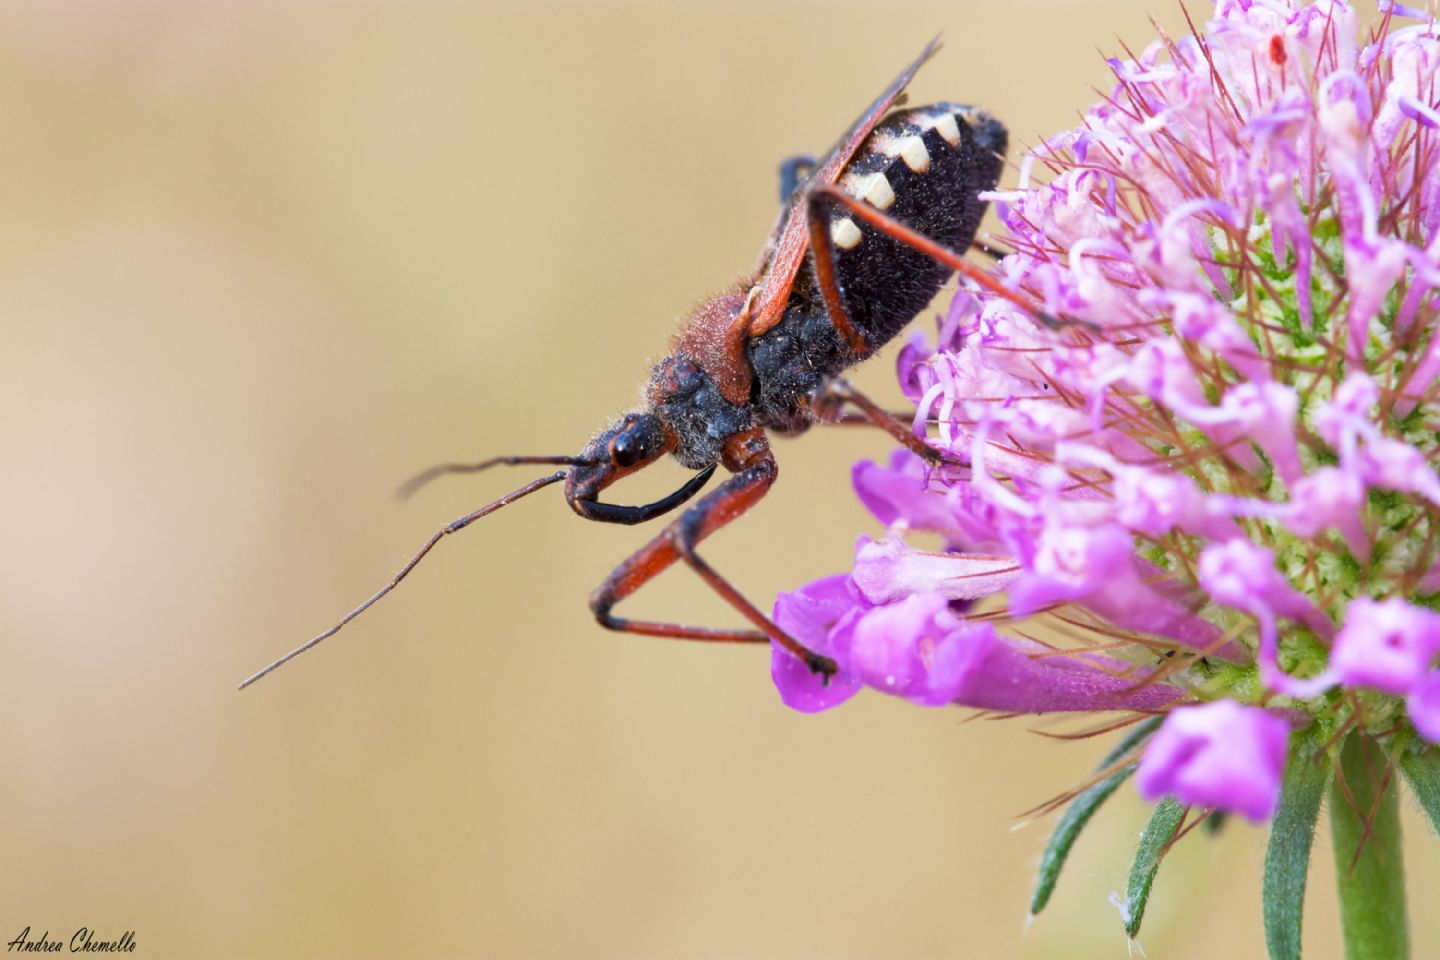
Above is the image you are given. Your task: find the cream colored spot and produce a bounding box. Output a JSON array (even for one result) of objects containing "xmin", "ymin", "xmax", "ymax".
[
  {"xmin": 899, "ymin": 136, "xmax": 931, "ymax": 173},
  {"xmin": 861, "ymin": 173, "xmax": 895, "ymax": 210},
  {"xmin": 934, "ymin": 114, "xmax": 961, "ymax": 146},
  {"xmin": 872, "ymin": 131, "xmax": 902, "ymax": 157},
  {"xmin": 831, "ymin": 217, "xmax": 862, "ymax": 250}
]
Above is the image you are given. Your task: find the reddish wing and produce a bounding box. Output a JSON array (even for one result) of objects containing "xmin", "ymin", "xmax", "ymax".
[{"xmin": 746, "ymin": 36, "xmax": 941, "ymax": 338}]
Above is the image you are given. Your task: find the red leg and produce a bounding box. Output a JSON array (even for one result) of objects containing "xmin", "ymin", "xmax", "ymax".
[
  {"xmin": 812, "ymin": 378, "xmax": 954, "ymax": 465},
  {"xmin": 809, "ymin": 185, "xmax": 1071, "ymax": 330},
  {"xmin": 803, "ymin": 187, "xmax": 972, "ymax": 464},
  {"xmin": 589, "ymin": 431, "xmax": 837, "ymax": 678},
  {"xmin": 803, "ymin": 186, "xmax": 874, "ymax": 358}
]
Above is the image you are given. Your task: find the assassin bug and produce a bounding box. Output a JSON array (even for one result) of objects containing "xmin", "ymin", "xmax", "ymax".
[{"xmin": 240, "ymin": 38, "xmax": 1035, "ymax": 691}]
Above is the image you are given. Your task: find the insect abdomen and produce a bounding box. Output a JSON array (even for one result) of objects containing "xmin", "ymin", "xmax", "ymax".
[
  {"xmin": 827, "ymin": 104, "xmax": 1007, "ymax": 349},
  {"xmin": 747, "ymin": 104, "xmax": 1006, "ymax": 432}
]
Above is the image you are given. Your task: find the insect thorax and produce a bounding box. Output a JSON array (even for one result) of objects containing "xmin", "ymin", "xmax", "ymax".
[{"xmin": 647, "ymin": 354, "xmax": 754, "ymax": 470}]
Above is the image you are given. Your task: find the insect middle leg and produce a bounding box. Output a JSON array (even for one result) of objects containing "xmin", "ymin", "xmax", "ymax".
[
  {"xmin": 588, "ymin": 431, "xmax": 837, "ymax": 677},
  {"xmin": 811, "ymin": 378, "xmax": 953, "ymax": 466},
  {"xmin": 798, "ymin": 195, "xmax": 966, "ymax": 465}
]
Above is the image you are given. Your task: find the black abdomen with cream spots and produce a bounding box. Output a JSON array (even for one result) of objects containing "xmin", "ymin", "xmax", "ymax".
[{"xmin": 747, "ymin": 104, "xmax": 1007, "ymax": 433}]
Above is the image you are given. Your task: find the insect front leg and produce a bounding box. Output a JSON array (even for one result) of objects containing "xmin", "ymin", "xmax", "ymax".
[{"xmin": 587, "ymin": 431, "xmax": 837, "ymax": 678}]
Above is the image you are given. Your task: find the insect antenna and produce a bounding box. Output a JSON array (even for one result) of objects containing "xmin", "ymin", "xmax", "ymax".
[
  {"xmin": 238, "ymin": 469, "xmax": 569, "ymax": 691},
  {"xmin": 397, "ymin": 455, "xmax": 591, "ymax": 501}
]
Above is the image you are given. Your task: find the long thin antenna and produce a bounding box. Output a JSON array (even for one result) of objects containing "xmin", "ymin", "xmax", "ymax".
[
  {"xmin": 239, "ymin": 470, "xmax": 569, "ymax": 690},
  {"xmin": 397, "ymin": 455, "xmax": 588, "ymax": 501}
]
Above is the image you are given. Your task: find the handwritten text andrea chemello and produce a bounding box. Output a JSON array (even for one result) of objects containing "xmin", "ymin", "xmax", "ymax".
[{"xmin": 6, "ymin": 928, "xmax": 136, "ymax": 953}]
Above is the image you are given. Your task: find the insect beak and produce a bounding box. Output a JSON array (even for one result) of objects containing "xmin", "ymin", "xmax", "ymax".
[
  {"xmin": 565, "ymin": 414, "xmax": 716, "ymax": 525},
  {"xmin": 567, "ymin": 462, "xmax": 716, "ymax": 525}
]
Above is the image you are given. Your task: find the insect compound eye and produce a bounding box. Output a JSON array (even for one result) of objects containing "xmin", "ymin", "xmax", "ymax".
[
  {"xmin": 610, "ymin": 432, "xmax": 643, "ymax": 468},
  {"xmin": 605, "ymin": 412, "xmax": 667, "ymax": 470}
]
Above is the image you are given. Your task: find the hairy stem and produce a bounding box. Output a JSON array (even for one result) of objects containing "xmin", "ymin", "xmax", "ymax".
[{"xmin": 1330, "ymin": 734, "xmax": 1408, "ymax": 960}]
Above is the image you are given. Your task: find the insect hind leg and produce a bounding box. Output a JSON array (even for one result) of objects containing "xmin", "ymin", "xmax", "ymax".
[{"xmin": 807, "ymin": 185, "xmax": 1071, "ymax": 331}]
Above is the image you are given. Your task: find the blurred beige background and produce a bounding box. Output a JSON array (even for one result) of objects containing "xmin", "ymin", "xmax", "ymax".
[{"xmin": 1, "ymin": 1, "xmax": 1435, "ymax": 958}]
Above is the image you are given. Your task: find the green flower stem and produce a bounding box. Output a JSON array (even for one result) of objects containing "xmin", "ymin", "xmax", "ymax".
[{"xmin": 1330, "ymin": 734, "xmax": 1409, "ymax": 960}]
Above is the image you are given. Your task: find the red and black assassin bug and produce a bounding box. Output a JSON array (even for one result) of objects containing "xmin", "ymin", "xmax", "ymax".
[{"xmin": 240, "ymin": 38, "xmax": 1033, "ymax": 691}]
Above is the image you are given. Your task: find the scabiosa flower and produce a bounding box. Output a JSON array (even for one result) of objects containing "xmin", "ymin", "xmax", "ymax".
[{"xmin": 774, "ymin": 2, "xmax": 1440, "ymax": 956}]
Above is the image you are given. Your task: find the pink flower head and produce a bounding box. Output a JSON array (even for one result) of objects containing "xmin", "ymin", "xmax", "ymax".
[
  {"xmin": 764, "ymin": 4, "xmax": 1440, "ymax": 950},
  {"xmin": 770, "ymin": 0, "xmax": 1440, "ymax": 831},
  {"xmin": 1136, "ymin": 701, "xmax": 1291, "ymax": 822}
]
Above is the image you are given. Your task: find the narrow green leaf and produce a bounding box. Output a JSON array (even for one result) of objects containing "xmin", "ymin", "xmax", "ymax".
[
  {"xmin": 1123, "ymin": 796, "xmax": 1185, "ymax": 939},
  {"xmin": 1029, "ymin": 767, "xmax": 1133, "ymax": 915},
  {"xmin": 1332, "ymin": 735, "xmax": 1409, "ymax": 960},
  {"xmin": 1263, "ymin": 746, "xmax": 1330, "ymax": 960},
  {"xmin": 1400, "ymin": 744, "xmax": 1440, "ymax": 836},
  {"xmin": 1030, "ymin": 717, "xmax": 1162, "ymax": 916}
]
